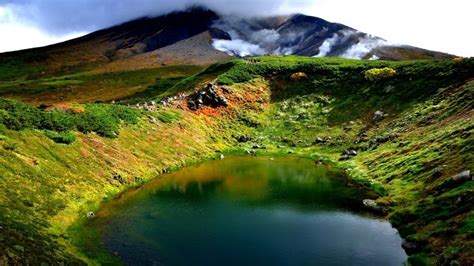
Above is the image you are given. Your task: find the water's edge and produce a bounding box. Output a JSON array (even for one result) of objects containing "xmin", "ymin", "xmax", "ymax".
[{"xmin": 68, "ymin": 153, "xmax": 396, "ymax": 265}]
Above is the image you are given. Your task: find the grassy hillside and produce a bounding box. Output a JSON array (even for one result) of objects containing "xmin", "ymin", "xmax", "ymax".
[
  {"xmin": 0, "ymin": 56, "xmax": 473, "ymax": 265},
  {"xmin": 0, "ymin": 65, "xmax": 203, "ymax": 105}
]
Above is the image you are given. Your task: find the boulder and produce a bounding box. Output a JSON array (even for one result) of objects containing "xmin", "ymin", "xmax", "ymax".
[
  {"xmin": 342, "ymin": 148, "xmax": 358, "ymax": 156},
  {"xmin": 401, "ymin": 239, "xmax": 420, "ymax": 254},
  {"xmin": 362, "ymin": 199, "xmax": 387, "ymax": 213},
  {"xmin": 452, "ymin": 170, "xmax": 471, "ymax": 182},
  {"xmin": 315, "ymin": 137, "xmax": 330, "ymax": 144},
  {"xmin": 372, "ymin": 110, "xmax": 387, "ymax": 123},
  {"xmin": 287, "ymin": 150, "xmax": 295, "ymax": 154}
]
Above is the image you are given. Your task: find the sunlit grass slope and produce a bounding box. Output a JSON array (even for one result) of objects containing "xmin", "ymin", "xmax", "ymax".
[{"xmin": 0, "ymin": 56, "xmax": 473, "ymax": 265}]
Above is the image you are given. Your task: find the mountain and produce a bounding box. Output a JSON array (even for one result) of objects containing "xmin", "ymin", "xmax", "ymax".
[
  {"xmin": 0, "ymin": 5, "xmax": 472, "ymax": 266},
  {"xmin": 0, "ymin": 7, "xmax": 454, "ymax": 78}
]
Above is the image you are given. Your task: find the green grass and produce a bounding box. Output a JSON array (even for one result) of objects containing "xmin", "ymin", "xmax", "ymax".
[
  {"xmin": 44, "ymin": 131, "xmax": 76, "ymax": 144},
  {"xmin": 0, "ymin": 56, "xmax": 473, "ymax": 265},
  {"xmin": 0, "ymin": 65, "xmax": 203, "ymax": 105},
  {"xmin": 0, "ymin": 59, "xmax": 45, "ymax": 81}
]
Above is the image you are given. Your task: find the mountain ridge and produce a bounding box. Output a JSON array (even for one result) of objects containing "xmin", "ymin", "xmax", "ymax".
[{"xmin": 0, "ymin": 7, "xmax": 455, "ymax": 80}]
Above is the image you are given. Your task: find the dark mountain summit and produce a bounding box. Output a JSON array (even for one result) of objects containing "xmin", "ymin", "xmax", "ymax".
[{"xmin": 0, "ymin": 7, "xmax": 454, "ymax": 77}]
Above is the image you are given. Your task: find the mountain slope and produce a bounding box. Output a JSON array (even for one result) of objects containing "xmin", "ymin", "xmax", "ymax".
[
  {"xmin": 0, "ymin": 7, "xmax": 454, "ymax": 82},
  {"xmin": 0, "ymin": 8, "xmax": 228, "ymax": 78}
]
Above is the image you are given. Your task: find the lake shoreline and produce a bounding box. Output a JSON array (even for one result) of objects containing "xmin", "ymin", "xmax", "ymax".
[{"xmin": 69, "ymin": 151, "xmax": 397, "ymax": 265}]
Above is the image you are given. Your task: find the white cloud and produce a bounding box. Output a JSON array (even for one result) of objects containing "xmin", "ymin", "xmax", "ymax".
[
  {"xmin": 304, "ymin": 0, "xmax": 474, "ymax": 57},
  {"xmin": 0, "ymin": 6, "xmax": 86, "ymax": 53}
]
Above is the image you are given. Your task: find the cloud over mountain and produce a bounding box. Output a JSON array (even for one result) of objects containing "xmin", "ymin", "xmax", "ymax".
[{"xmin": 1, "ymin": 0, "xmax": 314, "ymax": 34}]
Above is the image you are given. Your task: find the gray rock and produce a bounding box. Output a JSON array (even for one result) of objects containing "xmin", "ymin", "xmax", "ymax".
[
  {"xmin": 434, "ymin": 170, "xmax": 472, "ymax": 195},
  {"xmin": 452, "ymin": 170, "xmax": 471, "ymax": 181},
  {"xmin": 315, "ymin": 137, "xmax": 329, "ymax": 144},
  {"xmin": 372, "ymin": 110, "xmax": 387, "ymax": 123},
  {"xmin": 342, "ymin": 148, "xmax": 357, "ymax": 156},
  {"xmin": 187, "ymin": 83, "xmax": 228, "ymax": 110},
  {"xmin": 287, "ymin": 150, "xmax": 295, "ymax": 154},
  {"xmin": 362, "ymin": 199, "xmax": 387, "ymax": 213},
  {"xmin": 401, "ymin": 239, "xmax": 420, "ymax": 254},
  {"xmin": 87, "ymin": 211, "xmax": 95, "ymax": 218}
]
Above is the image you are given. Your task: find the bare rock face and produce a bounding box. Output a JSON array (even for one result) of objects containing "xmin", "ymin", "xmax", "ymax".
[{"xmin": 188, "ymin": 83, "xmax": 228, "ymax": 111}]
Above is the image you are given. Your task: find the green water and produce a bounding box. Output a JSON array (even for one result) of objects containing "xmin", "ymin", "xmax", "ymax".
[{"xmin": 95, "ymin": 157, "xmax": 407, "ymax": 265}]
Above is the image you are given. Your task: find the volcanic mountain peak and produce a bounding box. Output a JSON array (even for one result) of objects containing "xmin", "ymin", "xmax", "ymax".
[
  {"xmin": 208, "ymin": 13, "xmax": 452, "ymax": 60},
  {"xmin": 0, "ymin": 6, "xmax": 455, "ymax": 78}
]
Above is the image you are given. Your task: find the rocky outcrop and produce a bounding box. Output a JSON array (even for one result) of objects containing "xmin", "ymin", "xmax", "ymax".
[
  {"xmin": 188, "ymin": 83, "xmax": 228, "ymax": 110},
  {"xmin": 362, "ymin": 199, "xmax": 388, "ymax": 214}
]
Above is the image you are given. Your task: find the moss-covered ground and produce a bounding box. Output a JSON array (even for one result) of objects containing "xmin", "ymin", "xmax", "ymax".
[{"xmin": 0, "ymin": 56, "xmax": 473, "ymax": 265}]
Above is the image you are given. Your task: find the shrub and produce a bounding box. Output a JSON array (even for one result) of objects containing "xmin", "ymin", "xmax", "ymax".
[
  {"xmin": 77, "ymin": 105, "xmax": 120, "ymax": 137},
  {"xmin": 44, "ymin": 131, "xmax": 76, "ymax": 144},
  {"xmin": 41, "ymin": 110, "xmax": 76, "ymax": 132},
  {"xmin": 364, "ymin": 67, "xmax": 397, "ymax": 81},
  {"xmin": 0, "ymin": 99, "xmax": 141, "ymax": 138},
  {"xmin": 112, "ymin": 105, "xmax": 140, "ymax": 124}
]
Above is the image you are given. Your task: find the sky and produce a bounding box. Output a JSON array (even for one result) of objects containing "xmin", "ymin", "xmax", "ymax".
[{"xmin": 0, "ymin": 0, "xmax": 473, "ymax": 56}]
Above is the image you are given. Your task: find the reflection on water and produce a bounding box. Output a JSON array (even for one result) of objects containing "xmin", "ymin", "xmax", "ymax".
[{"xmin": 95, "ymin": 157, "xmax": 407, "ymax": 266}]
